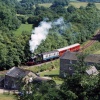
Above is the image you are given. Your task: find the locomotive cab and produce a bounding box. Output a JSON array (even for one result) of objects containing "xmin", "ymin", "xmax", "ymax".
[
  {"xmin": 27, "ymin": 56, "xmax": 36, "ymax": 65},
  {"xmin": 35, "ymin": 54, "xmax": 43, "ymax": 63}
]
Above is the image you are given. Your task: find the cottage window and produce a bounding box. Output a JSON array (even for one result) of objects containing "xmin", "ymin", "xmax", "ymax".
[
  {"xmin": 63, "ymin": 72, "xmax": 67, "ymax": 78},
  {"xmin": 12, "ymin": 82, "xmax": 16, "ymax": 89},
  {"xmin": 70, "ymin": 60, "xmax": 72, "ymax": 64}
]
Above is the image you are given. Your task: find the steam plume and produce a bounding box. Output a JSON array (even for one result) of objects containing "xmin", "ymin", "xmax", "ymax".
[
  {"xmin": 29, "ymin": 21, "xmax": 52, "ymax": 53},
  {"xmin": 29, "ymin": 17, "xmax": 67, "ymax": 53}
]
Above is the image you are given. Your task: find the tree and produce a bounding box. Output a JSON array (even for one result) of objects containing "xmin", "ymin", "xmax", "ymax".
[
  {"xmin": 60, "ymin": 53, "xmax": 100, "ymax": 100},
  {"xmin": 51, "ymin": 0, "xmax": 69, "ymax": 7},
  {"xmin": 0, "ymin": 2, "xmax": 20, "ymax": 30},
  {"xmin": 67, "ymin": 5, "xmax": 76, "ymax": 13}
]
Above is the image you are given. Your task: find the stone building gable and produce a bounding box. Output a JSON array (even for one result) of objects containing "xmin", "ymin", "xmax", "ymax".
[
  {"xmin": 60, "ymin": 51, "xmax": 100, "ymax": 63},
  {"xmin": 4, "ymin": 67, "xmax": 38, "ymax": 89},
  {"xmin": 60, "ymin": 51, "xmax": 100, "ymax": 77}
]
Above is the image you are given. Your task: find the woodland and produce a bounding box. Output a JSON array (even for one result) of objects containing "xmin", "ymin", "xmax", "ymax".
[
  {"xmin": 0, "ymin": 0, "xmax": 100, "ymax": 100},
  {"xmin": 0, "ymin": 0, "xmax": 100, "ymax": 69}
]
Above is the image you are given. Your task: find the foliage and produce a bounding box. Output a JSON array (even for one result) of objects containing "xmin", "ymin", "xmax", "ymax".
[
  {"xmin": 83, "ymin": 41, "xmax": 100, "ymax": 54},
  {"xmin": 60, "ymin": 73, "xmax": 100, "ymax": 100},
  {"xmin": 27, "ymin": 60, "xmax": 60, "ymax": 73},
  {"xmin": 0, "ymin": 32, "xmax": 31, "ymax": 70},
  {"xmin": 51, "ymin": 0, "xmax": 69, "ymax": 7},
  {"xmin": 0, "ymin": 1, "xmax": 20, "ymax": 30},
  {"xmin": 18, "ymin": 81, "xmax": 64, "ymax": 100},
  {"xmin": 0, "ymin": 0, "xmax": 100, "ymax": 71},
  {"xmin": 35, "ymin": 33, "xmax": 68, "ymax": 53},
  {"xmin": 78, "ymin": 0, "xmax": 100, "ymax": 2},
  {"xmin": 18, "ymin": 54, "xmax": 100, "ymax": 100}
]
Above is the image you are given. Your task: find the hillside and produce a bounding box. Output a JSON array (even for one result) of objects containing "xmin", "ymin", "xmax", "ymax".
[{"xmin": 0, "ymin": 0, "xmax": 100, "ymax": 69}]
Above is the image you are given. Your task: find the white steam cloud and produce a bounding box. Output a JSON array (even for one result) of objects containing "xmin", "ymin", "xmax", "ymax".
[
  {"xmin": 53, "ymin": 17, "xmax": 64, "ymax": 25},
  {"xmin": 29, "ymin": 21, "xmax": 52, "ymax": 53},
  {"xmin": 29, "ymin": 17, "xmax": 65, "ymax": 53}
]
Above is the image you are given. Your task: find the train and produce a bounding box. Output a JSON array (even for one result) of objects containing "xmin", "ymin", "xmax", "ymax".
[{"xmin": 27, "ymin": 43, "xmax": 80, "ymax": 65}]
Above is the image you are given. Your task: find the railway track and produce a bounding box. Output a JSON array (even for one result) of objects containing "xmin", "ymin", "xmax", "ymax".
[{"xmin": 80, "ymin": 30, "xmax": 100, "ymax": 52}]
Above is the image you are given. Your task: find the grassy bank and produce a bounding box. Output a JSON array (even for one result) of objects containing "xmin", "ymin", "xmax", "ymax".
[
  {"xmin": 26, "ymin": 60, "xmax": 63, "ymax": 84},
  {"xmin": 39, "ymin": 68, "xmax": 63, "ymax": 85},
  {"xmin": 0, "ymin": 94, "xmax": 16, "ymax": 100}
]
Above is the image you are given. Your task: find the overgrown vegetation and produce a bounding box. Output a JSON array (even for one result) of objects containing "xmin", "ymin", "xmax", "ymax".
[
  {"xmin": 0, "ymin": 1, "xmax": 100, "ymax": 99},
  {"xmin": 0, "ymin": 0, "xmax": 100, "ymax": 70},
  {"xmin": 18, "ymin": 54, "xmax": 100, "ymax": 100},
  {"xmin": 84, "ymin": 41, "xmax": 100, "ymax": 54},
  {"xmin": 26, "ymin": 60, "xmax": 62, "ymax": 84},
  {"xmin": 26, "ymin": 60, "xmax": 60, "ymax": 73}
]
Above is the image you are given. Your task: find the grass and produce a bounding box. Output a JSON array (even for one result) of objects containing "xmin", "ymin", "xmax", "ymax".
[
  {"xmin": 13, "ymin": 24, "xmax": 33, "ymax": 35},
  {"xmin": 38, "ymin": 2, "xmax": 100, "ymax": 9},
  {"xmin": 39, "ymin": 68, "xmax": 63, "ymax": 85},
  {"xmin": 83, "ymin": 41, "xmax": 100, "ymax": 54},
  {"xmin": 95, "ymin": 3, "xmax": 100, "ymax": 9},
  {"xmin": 25, "ymin": 60, "xmax": 63, "ymax": 85},
  {"xmin": 94, "ymin": 50, "xmax": 100, "ymax": 54},
  {"xmin": 39, "ymin": 3, "xmax": 52, "ymax": 8},
  {"xmin": 69, "ymin": 2, "xmax": 88, "ymax": 8},
  {"xmin": 0, "ymin": 94, "xmax": 16, "ymax": 100},
  {"xmin": 70, "ymin": 2, "xmax": 100, "ymax": 9},
  {"xmin": 39, "ymin": 68, "xmax": 59, "ymax": 77}
]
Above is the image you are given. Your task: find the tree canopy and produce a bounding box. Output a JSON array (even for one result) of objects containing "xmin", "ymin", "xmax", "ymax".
[{"xmin": 0, "ymin": 0, "xmax": 100, "ymax": 70}]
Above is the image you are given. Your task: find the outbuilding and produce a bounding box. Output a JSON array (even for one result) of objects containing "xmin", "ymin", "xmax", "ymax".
[
  {"xmin": 4, "ymin": 67, "xmax": 37, "ymax": 90},
  {"xmin": 60, "ymin": 51, "xmax": 100, "ymax": 77}
]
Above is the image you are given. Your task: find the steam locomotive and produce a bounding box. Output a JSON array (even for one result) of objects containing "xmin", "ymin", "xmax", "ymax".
[{"xmin": 27, "ymin": 43, "xmax": 80, "ymax": 65}]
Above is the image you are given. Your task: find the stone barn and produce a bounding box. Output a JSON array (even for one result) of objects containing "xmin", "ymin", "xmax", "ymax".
[
  {"xmin": 4, "ymin": 67, "xmax": 37, "ymax": 90},
  {"xmin": 60, "ymin": 51, "xmax": 100, "ymax": 77}
]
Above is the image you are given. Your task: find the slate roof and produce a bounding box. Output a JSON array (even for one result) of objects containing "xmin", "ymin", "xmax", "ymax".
[
  {"xmin": 86, "ymin": 66, "xmax": 99, "ymax": 75},
  {"xmin": 0, "ymin": 76, "xmax": 4, "ymax": 82},
  {"xmin": 60, "ymin": 51, "xmax": 79, "ymax": 60},
  {"xmin": 84, "ymin": 54, "xmax": 100, "ymax": 63},
  {"xmin": 60, "ymin": 51, "xmax": 100, "ymax": 63},
  {"xmin": 6, "ymin": 67, "xmax": 31, "ymax": 78}
]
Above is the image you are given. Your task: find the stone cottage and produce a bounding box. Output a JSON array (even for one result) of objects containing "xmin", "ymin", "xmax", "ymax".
[
  {"xmin": 4, "ymin": 67, "xmax": 53, "ymax": 90},
  {"xmin": 4, "ymin": 67, "xmax": 37, "ymax": 90},
  {"xmin": 60, "ymin": 51, "xmax": 100, "ymax": 77}
]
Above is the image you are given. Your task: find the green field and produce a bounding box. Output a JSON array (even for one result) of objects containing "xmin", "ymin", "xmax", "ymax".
[
  {"xmin": 69, "ymin": 2, "xmax": 88, "ymax": 8},
  {"xmin": 95, "ymin": 3, "xmax": 100, "ymax": 9},
  {"xmin": 13, "ymin": 24, "xmax": 33, "ymax": 35},
  {"xmin": 39, "ymin": 68, "xmax": 63, "ymax": 85},
  {"xmin": 0, "ymin": 94, "xmax": 16, "ymax": 100},
  {"xmin": 39, "ymin": 2, "xmax": 100, "ymax": 9},
  {"xmin": 70, "ymin": 2, "xmax": 100, "ymax": 9},
  {"xmin": 94, "ymin": 50, "xmax": 100, "ymax": 54},
  {"xmin": 39, "ymin": 3, "xmax": 52, "ymax": 7},
  {"xmin": 39, "ymin": 68, "xmax": 59, "ymax": 77}
]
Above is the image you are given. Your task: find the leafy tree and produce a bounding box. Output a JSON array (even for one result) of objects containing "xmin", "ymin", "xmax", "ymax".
[
  {"xmin": 51, "ymin": 0, "xmax": 69, "ymax": 7},
  {"xmin": 67, "ymin": 5, "xmax": 76, "ymax": 13},
  {"xmin": 0, "ymin": 2, "xmax": 20, "ymax": 30}
]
